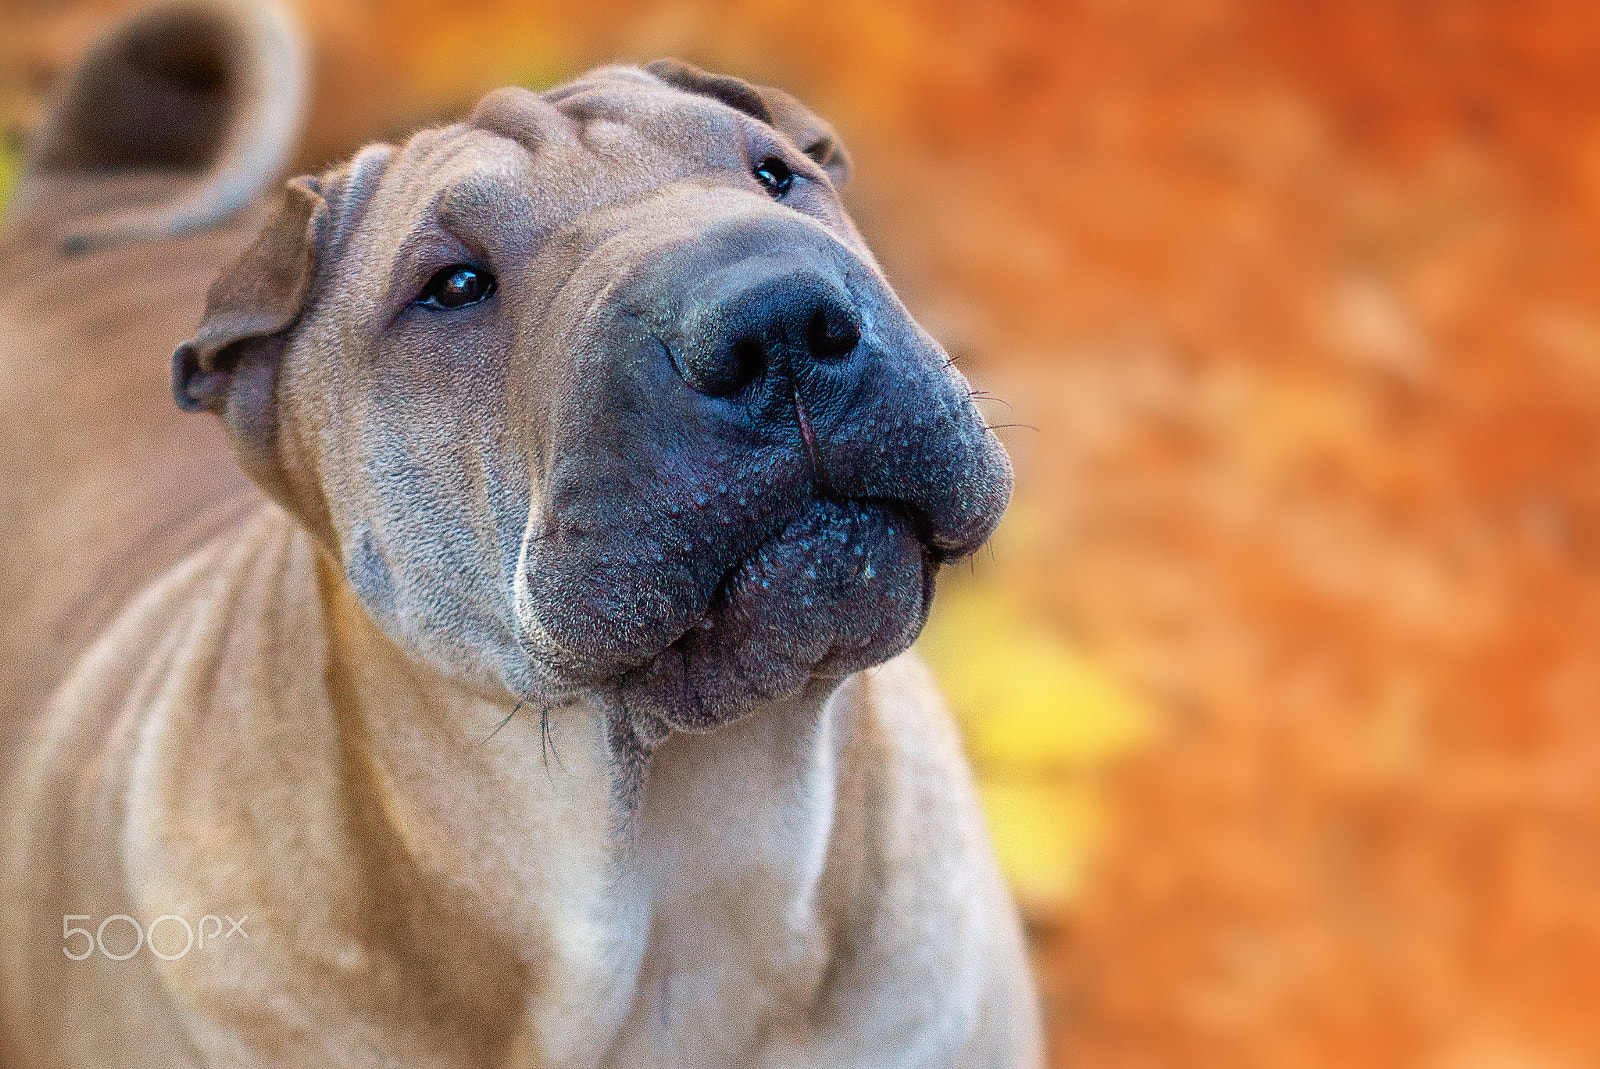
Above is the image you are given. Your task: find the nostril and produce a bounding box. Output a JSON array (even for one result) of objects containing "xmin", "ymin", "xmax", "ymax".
[
  {"xmin": 691, "ymin": 334, "xmax": 766, "ymax": 397},
  {"xmin": 677, "ymin": 263, "xmax": 861, "ymax": 396},
  {"xmin": 806, "ymin": 307, "xmax": 861, "ymax": 363},
  {"xmin": 729, "ymin": 337, "xmax": 766, "ymax": 390}
]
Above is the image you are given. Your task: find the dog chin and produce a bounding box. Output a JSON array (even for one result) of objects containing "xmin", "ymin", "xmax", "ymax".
[{"xmin": 619, "ymin": 498, "xmax": 936, "ymax": 732}]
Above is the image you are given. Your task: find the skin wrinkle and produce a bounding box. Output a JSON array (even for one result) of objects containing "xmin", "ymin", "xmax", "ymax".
[
  {"xmin": 1, "ymin": 30, "xmax": 1041, "ymax": 1067},
  {"xmin": 381, "ymin": 224, "xmax": 482, "ymax": 327}
]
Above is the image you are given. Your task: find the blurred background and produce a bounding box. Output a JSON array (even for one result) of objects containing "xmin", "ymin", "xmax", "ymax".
[{"xmin": 6, "ymin": 0, "xmax": 1600, "ymax": 1065}]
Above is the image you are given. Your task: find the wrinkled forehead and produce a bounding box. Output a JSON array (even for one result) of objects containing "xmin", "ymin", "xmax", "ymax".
[{"xmin": 355, "ymin": 70, "xmax": 757, "ymax": 253}]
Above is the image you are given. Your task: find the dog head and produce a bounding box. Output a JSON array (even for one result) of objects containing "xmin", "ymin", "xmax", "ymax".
[{"xmin": 175, "ymin": 61, "xmax": 1011, "ymax": 736}]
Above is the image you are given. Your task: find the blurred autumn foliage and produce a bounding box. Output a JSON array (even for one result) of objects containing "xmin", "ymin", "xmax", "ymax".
[{"xmin": 8, "ymin": 0, "xmax": 1600, "ymax": 1065}]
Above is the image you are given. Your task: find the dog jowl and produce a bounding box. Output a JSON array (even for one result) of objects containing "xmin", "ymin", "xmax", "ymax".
[{"xmin": 175, "ymin": 59, "xmax": 1013, "ymax": 740}]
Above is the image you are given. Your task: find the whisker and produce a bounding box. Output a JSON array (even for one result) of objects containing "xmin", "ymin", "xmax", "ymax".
[
  {"xmin": 984, "ymin": 422, "xmax": 1040, "ymax": 433},
  {"xmin": 540, "ymin": 703, "xmax": 567, "ymax": 779},
  {"xmin": 482, "ymin": 701, "xmax": 523, "ymax": 745},
  {"xmin": 967, "ymin": 391, "xmax": 1016, "ymax": 411}
]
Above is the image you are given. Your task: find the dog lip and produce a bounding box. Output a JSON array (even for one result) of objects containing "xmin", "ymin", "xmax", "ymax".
[
  {"xmin": 895, "ymin": 500, "xmax": 957, "ymax": 565},
  {"xmin": 724, "ymin": 493, "xmax": 931, "ymax": 590},
  {"xmin": 656, "ymin": 494, "xmax": 935, "ymax": 660},
  {"xmin": 627, "ymin": 495, "xmax": 940, "ymax": 726},
  {"xmin": 528, "ymin": 489, "xmax": 964, "ymax": 700}
]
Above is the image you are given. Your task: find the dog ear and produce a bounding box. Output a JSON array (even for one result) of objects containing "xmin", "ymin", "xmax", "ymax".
[
  {"xmin": 174, "ymin": 175, "xmax": 324, "ymax": 417},
  {"xmin": 174, "ymin": 145, "xmax": 387, "ymax": 548},
  {"xmin": 645, "ymin": 59, "xmax": 851, "ymax": 186},
  {"xmin": 173, "ymin": 173, "xmax": 326, "ymax": 533}
]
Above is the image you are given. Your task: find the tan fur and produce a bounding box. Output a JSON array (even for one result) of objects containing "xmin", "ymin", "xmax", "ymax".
[
  {"xmin": 0, "ymin": 7, "xmax": 1041, "ymax": 1067},
  {"xmin": 4, "ymin": 505, "xmax": 1037, "ymax": 1066}
]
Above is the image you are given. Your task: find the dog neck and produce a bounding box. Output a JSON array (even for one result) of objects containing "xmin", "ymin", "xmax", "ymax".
[
  {"xmin": 6, "ymin": 503, "xmax": 990, "ymax": 1065},
  {"xmin": 301, "ymin": 518, "xmax": 856, "ymax": 1058},
  {"xmin": 9, "ymin": 504, "xmax": 857, "ymax": 1062}
]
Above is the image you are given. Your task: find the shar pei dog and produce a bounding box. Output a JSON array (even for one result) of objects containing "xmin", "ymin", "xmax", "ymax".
[{"xmin": 0, "ymin": 1, "xmax": 1042, "ymax": 1066}]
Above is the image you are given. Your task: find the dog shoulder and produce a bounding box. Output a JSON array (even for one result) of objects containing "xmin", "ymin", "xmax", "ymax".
[{"xmin": 0, "ymin": 505, "xmax": 335, "ymax": 1064}]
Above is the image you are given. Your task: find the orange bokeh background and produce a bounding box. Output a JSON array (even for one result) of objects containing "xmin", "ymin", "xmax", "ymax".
[{"xmin": 7, "ymin": 1, "xmax": 1600, "ymax": 1065}]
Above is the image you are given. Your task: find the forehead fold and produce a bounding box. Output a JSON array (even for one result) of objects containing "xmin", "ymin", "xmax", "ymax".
[
  {"xmin": 564, "ymin": 79, "xmax": 745, "ymax": 158},
  {"xmin": 469, "ymin": 85, "xmax": 579, "ymax": 153},
  {"xmin": 477, "ymin": 72, "xmax": 745, "ymax": 171},
  {"xmin": 364, "ymin": 127, "xmax": 526, "ymax": 226},
  {"xmin": 349, "ymin": 71, "xmax": 766, "ymax": 272},
  {"xmin": 435, "ymin": 154, "xmax": 536, "ymax": 234}
]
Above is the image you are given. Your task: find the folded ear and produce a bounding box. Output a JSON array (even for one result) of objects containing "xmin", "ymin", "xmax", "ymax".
[
  {"xmin": 174, "ymin": 171, "xmax": 326, "ymax": 532},
  {"xmin": 173, "ymin": 174, "xmax": 324, "ymax": 416},
  {"xmin": 645, "ymin": 59, "xmax": 851, "ymax": 186}
]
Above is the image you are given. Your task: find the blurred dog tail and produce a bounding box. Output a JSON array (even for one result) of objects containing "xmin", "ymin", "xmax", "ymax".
[{"xmin": 21, "ymin": 0, "xmax": 307, "ymax": 254}]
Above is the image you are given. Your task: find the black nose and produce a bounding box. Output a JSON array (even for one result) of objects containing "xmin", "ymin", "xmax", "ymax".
[{"xmin": 676, "ymin": 259, "xmax": 861, "ymax": 397}]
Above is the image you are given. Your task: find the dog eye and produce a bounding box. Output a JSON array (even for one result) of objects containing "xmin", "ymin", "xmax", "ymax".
[
  {"xmin": 753, "ymin": 156, "xmax": 794, "ymax": 198},
  {"xmin": 417, "ymin": 264, "xmax": 497, "ymax": 309}
]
